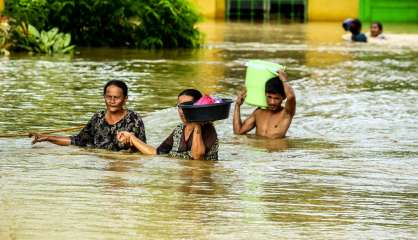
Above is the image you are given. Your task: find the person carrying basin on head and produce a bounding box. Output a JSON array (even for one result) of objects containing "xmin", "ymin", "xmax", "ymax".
[
  {"xmin": 117, "ymin": 89, "xmax": 219, "ymax": 160},
  {"xmin": 233, "ymin": 70, "xmax": 296, "ymax": 139},
  {"xmin": 30, "ymin": 80, "xmax": 146, "ymax": 151}
]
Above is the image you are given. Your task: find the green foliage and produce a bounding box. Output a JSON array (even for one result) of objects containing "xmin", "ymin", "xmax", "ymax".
[
  {"xmin": 135, "ymin": 0, "xmax": 202, "ymax": 48},
  {"xmin": 14, "ymin": 22, "xmax": 74, "ymax": 54},
  {"xmin": 4, "ymin": 0, "xmax": 202, "ymax": 49},
  {"xmin": 4, "ymin": 0, "xmax": 49, "ymax": 30},
  {"xmin": 3, "ymin": 1, "xmax": 74, "ymax": 55},
  {"xmin": 45, "ymin": 0, "xmax": 138, "ymax": 46}
]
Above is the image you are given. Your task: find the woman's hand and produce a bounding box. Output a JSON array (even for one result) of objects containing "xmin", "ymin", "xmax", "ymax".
[
  {"xmin": 29, "ymin": 133, "xmax": 48, "ymax": 145},
  {"xmin": 118, "ymin": 131, "xmax": 156, "ymax": 155},
  {"xmin": 189, "ymin": 122, "xmax": 202, "ymax": 133},
  {"xmin": 189, "ymin": 122, "xmax": 201, "ymax": 128},
  {"xmin": 117, "ymin": 131, "xmax": 134, "ymax": 146},
  {"xmin": 189, "ymin": 123, "xmax": 205, "ymax": 160}
]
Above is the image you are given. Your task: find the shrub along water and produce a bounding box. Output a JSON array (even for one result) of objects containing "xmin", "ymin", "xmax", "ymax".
[
  {"xmin": 3, "ymin": 0, "xmax": 202, "ymax": 50},
  {"xmin": 14, "ymin": 22, "xmax": 74, "ymax": 54}
]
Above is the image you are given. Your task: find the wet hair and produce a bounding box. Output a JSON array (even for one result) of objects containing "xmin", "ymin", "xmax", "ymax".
[
  {"xmin": 103, "ymin": 80, "xmax": 128, "ymax": 97},
  {"xmin": 265, "ymin": 77, "xmax": 285, "ymax": 98},
  {"xmin": 372, "ymin": 21, "xmax": 383, "ymax": 31},
  {"xmin": 178, "ymin": 89, "xmax": 202, "ymax": 103},
  {"xmin": 349, "ymin": 19, "xmax": 362, "ymax": 35},
  {"xmin": 342, "ymin": 18, "xmax": 353, "ymax": 31}
]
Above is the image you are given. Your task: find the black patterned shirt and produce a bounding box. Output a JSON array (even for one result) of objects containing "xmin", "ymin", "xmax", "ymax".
[
  {"xmin": 156, "ymin": 123, "xmax": 218, "ymax": 160},
  {"xmin": 70, "ymin": 110, "xmax": 146, "ymax": 151}
]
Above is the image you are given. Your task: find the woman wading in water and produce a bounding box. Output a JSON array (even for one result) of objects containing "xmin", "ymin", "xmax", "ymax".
[{"xmin": 117, "ymin": 89, "xmax": 218, "ymax": 160}]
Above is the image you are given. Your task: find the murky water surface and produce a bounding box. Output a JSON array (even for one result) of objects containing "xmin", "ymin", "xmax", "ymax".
[{"xmin": 1, "ymin": 21, "xmax": 417, "ymax": 239}]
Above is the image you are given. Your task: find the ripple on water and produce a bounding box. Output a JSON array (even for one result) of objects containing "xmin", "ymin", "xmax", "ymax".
[{"xmin": 1, "ymin": 22, "xmax": 418, "ymax": 239}]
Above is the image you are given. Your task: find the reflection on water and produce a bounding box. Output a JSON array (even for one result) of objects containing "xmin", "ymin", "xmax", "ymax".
[
  {"xmin": 1, "ymin": 21, "xmax": 418, "ymax": 239},
  {"xmin": 178, "ymin": 160, "xmax": 222, "ymax": 195},
  {"xmin": 244, "ymin": 135, "xmax": 290, "ymax": 152},
  {"xmin": 239, "ymin": 135, "xmax": 342, "ymax": 153}
]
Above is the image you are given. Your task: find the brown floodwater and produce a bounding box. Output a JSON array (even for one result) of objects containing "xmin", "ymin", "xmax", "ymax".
[{"xmin": 0, "ymin": 21, "xmax": 417, "ymax": 239}]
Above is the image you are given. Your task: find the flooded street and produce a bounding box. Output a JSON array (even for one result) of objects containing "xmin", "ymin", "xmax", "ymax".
[{"xmin": 1, "ymin": 21, "xmax": 417, "ymax": 239}]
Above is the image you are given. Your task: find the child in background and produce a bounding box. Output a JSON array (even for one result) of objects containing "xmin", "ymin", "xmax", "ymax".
[
  {"xmin": 342, "ymin": 18, "xmax": 367, "ymax": 43},
  {"xmin": 369, "ymin": 21, "xmax": 386, "ymax": 40}
]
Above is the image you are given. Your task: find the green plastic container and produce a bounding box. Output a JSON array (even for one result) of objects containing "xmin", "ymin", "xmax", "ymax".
[{"xmin": 244, "ymin": 60, "xmax": 285, "ymax": 108}]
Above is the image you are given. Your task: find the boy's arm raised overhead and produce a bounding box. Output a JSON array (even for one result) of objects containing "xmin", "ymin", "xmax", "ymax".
[
  {"xmin": 278, "ymin": 71, "xmax": 296, "ymax": 116},
  {"xmin": 233, "ymin": 90, "xmax": 256, "ymax": 135}
]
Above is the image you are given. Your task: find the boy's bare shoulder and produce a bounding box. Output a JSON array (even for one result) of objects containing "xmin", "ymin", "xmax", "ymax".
[{"xmin": 253, "ymin": 107, "xmax": 265, "ymax": 115}]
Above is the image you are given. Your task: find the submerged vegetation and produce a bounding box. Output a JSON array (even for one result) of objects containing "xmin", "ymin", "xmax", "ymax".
[{"xmin": 0, "ymin": 0, "xmax": 202, "ymax": 55}]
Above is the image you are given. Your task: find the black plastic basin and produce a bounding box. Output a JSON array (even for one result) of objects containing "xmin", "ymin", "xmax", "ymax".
[{"xmin": 179, "ymin": 98, "xmax": 233, "ymax": 122}]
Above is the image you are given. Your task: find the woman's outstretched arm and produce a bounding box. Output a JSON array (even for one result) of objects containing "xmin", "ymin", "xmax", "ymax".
[{"xmin": 117, "ymin": 131, "xmax": 156, "ymax": 155}]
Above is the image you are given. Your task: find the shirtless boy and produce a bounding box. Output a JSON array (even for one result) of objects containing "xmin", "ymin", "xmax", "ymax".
[{"xmin": 233, "ymin": 71, "xmax": 296, "ymax": 139}]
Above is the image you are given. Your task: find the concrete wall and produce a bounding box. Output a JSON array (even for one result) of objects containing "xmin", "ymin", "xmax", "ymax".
[
  {"xmin": 360, "ymin": 0, "xmax": 418, "ymax": 22},
  {"xmin": 308, "ymin": 0, "xmax": 359, "ymax": 21},
  {"xmin": 191, "ymin": 0, "xmax": 225, "ymax": 19},
  {"xmin": 193, "ymin": 0, "xmax": 360, "ymax": 21}
]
